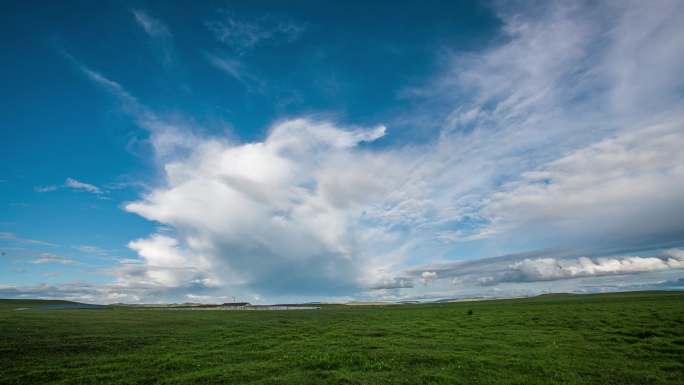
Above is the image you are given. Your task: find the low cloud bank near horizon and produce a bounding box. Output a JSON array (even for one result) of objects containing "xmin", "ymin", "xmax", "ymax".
[{"xmin": 408, "ymin": 249, "xmax": 684, "ymax": 289}]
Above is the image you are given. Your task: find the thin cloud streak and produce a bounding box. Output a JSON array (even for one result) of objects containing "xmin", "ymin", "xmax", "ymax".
[
  {"xmin": 64, "ymin": 178, "xmax": 102, "ymax": 194},
  {"xmin": 131, "ymin": 9, "xmax": 175, "ymax": 65},
  {"xmin": 31, "ymin": 254, "xmax": 78, "ymax": 265},
  {"xmin": 206, "ymin": 53, "xmax": 265, "ymax": 92},
  {"xmin": 0, "ymin": 232, "xmax": 57, "ymax": 247},
  {"xmin": 132, "ymin": 10, "xmax": 171, "ymax": 38},
  {"xmin": 34, "ymin": 185, "xmax": 58, "ymax": 192}
]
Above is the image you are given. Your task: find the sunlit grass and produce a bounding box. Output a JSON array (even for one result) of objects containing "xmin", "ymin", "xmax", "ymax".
[{"xmin": 0, "ymin": 292, "xmax": 682, "ymax": 384}]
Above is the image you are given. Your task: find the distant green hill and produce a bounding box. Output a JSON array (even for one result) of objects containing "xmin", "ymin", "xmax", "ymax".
[
  {"xmin": 0, "ymin": 298, "xmax": 105, "ymax": 311},
  {"xmin": 0, "ymin": 298, "xmax": 79, "ymax": 309}
]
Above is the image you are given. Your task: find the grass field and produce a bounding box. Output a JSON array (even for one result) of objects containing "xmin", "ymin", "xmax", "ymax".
[{"xmin": 1, "ymin": 291, "xmax": 682, "ymax": 384}]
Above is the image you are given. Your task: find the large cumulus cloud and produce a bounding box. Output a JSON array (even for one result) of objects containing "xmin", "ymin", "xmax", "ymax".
[
  {"xmin": 118, "ymin": 0, "xmax": 684, "ymax": 301},
  {"xmin": 123, "ymin": 119, "xmax": 402, "ymax": 296},
  {"xmin": 36, "ymin": 0, "xmax": 684, "ymax": 303}
]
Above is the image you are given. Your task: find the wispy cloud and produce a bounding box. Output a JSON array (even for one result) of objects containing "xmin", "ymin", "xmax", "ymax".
[
  {"xmin": 73, "ymin": 245, "xmax": 107, "ymax": 255},
  {"xmin": 35, "ymin": 178, "xmax": 109, "ymax": 198},
  {"xmin": 131, "ymin": 9, "xmax": 174, "ymax": 65},
  {"xmin": 392, "ymin": 0, "xmax": 684, "ymax": 247},
  {"xmin": 368, "ymin": 277, "xmax": 414, "ymax": 290},
  {"xmin": 65, "ymin": 54, "xmax": 204, "ymax": 162},
  {"xmin": 206, "ymin": 11, "xmax": 305, "ymax": 53},
  {"xmin": 205, "ymin": 53, "xmax": 264, "ymax": 91},
  {"xmin": 132, "ymin": 10, "xmax": 170, "ymax": 38},
  {"xmin": 75, "ymin": 63, "xmax": 140, "ymax": 108},
  {"xmin": 31, "ymin": 253, "xmax": 78, "ymax": 265},
  {"xmin": 0, "ymin": 232, "xmax": 57, "ymax": 247},
  {"xmin": 34, "ymin": 185, "xmax": 58, "ymax": 192}
]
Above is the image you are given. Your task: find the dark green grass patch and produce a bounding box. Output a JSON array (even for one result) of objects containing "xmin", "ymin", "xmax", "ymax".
[{"xmin": 0, "ymin": 291, "xmax": 682, "ymax": 384}]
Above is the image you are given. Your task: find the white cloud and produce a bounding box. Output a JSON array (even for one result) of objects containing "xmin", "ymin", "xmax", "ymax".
[
  {"xmin": 58, "ymin": 1, "xmax": 684, "ymax": 302},
  {"xmin": 665, "ymin": 248, "xmax": 684, "ymax": 260},
  {"xmin": 64, "ymin": 178, "xmax": 102, "ymax": 194},
  {"xmin": 406, "ymin": 249, "xmax": 684, "ymax": 288},
  {"xmin": 506, "ymin": 254, "xmax": 684, "ymax": 283},
  {"xmin": 125, "ymin": 235, "xmax": 215, "ymax": 287},
  {"xmin": 395, "ymin": 0, "xmax": 684, "ymax": 249},
  {"xmin": 35, "ymin": 185, "xmax": 58, "ymax": 192},
  {"xmin": 123, "ymin": 119, "xmax": 394, "ymax": 295},
  {"xmin": 420, "ymin": 271, "xmax": 437, "ymax": 285},
  {"xmin": 603, "ymin": 1, "xmax": 684, "ymax": 117},
  {"xmin": 477, "ymin": 120, "xmax": 684, "ymax": 246},
  {"xmin": 31, "ymin": 254, "xmax": 78, "ymax": 265},
  {"xmin": 33, "ymin": 178, "xmax": 112, "ymax": 197}
]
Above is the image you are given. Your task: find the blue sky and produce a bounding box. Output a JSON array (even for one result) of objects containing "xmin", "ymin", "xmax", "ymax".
[{"xmin": 1, "ymin": 1, "xmax": 683, "ymax": 304}]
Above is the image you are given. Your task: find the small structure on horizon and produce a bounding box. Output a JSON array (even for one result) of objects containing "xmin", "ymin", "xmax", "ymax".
[{"xmin": 222, "ymin": 302, "xmax": 250, "ymax": 307}]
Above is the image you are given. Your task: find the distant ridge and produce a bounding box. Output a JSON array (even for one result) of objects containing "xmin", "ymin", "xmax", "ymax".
[{"xmin": 0, "ymin": 299, "xmax": 107, "ymax": 311}]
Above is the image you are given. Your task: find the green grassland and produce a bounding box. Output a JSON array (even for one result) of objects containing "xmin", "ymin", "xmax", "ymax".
[{"xmin": 1, "ymin": 291, "xmax": 682, "ymax": 384}]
